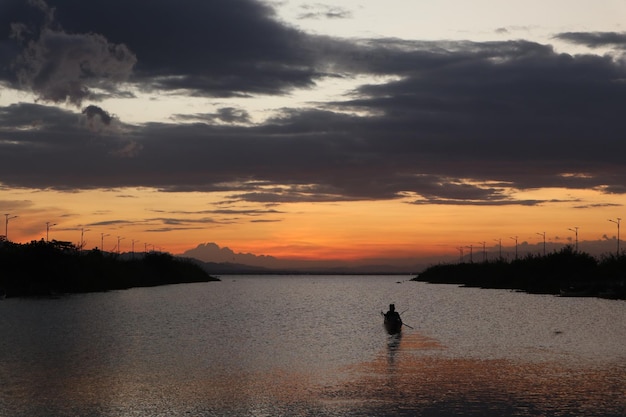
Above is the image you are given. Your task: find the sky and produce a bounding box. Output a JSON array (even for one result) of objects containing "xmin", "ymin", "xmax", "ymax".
[{"xmin": 1, "ymin": 0, "xmax": 626, "ymax": 265}]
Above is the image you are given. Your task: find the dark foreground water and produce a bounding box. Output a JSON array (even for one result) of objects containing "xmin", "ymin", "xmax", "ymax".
[{"xmin": 0, "ymin": 275, "xmax": 624, "ymax": 416}]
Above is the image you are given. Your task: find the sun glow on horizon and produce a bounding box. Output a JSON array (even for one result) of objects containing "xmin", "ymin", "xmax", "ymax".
[
  {"xmin": 2, "ymin": 184, "xmax": 623, "ymax": 264},
  {"xmin": 2, "ymin": 1, "xmax": 626, "ymax": 266}
]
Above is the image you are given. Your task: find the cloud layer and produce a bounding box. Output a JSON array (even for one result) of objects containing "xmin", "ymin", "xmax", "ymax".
[{"xmin": 2, "ymin": 0, "xmax": 626, "ymax": 206}]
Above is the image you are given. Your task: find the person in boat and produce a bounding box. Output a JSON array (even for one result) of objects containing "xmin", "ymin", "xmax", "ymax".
[{"xmin": 383, "ymin": 304, "xmax": 401, "ymax": 322}]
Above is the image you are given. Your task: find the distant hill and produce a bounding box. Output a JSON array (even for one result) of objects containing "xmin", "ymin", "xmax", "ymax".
[
  {"xmin": 181, "ymin": 242, "xmax": 426, "ymax": 274},
  {"xmin": 194, "ymin": 259, "xmax": 416, "ymax": 275}
]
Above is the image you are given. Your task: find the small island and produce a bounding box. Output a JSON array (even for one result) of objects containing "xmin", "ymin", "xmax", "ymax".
[
  {"xmin": 413, "ymin": 246, "xmax": 626, "ymax": 299},
  {"xmin": 0, "ymin": 239, "xmax": 219, "ymax": 298}
]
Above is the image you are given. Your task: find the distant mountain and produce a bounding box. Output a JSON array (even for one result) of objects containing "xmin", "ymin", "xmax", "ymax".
[
  {"xmin": 181, "ymin": 243, "xmax": 425, "ymax": 275},
  {"xmin": 181, "ymin": 239, "xmax": 626, "ymax": 276},
  {"xmin": 195, "ymin": 260, "xmax": 417, "ymax": 275},
  {"xmin": 181, "ymin": 242, "xmax": 282, "ymax": 268}
]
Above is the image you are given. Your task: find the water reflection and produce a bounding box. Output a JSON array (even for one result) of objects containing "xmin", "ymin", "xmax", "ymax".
[
  {"xmin": 322, "ymin": 330, "xmax": 626, "ymax": 417},
  {"xmin": 1, "ymin": 277, "xmax": 624, "ymax": 417}
]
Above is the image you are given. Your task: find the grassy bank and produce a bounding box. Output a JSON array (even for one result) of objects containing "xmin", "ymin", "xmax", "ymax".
[
  {"xmin": 413, "ymin": 246, "xmax": 626, "ymax": 299},
  {"xmin": 0, "ymin": 240, "xmax": 219, "ymax": 297}
]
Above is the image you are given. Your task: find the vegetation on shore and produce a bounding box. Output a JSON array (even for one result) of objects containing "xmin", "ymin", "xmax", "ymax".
[
  {"xmin": 0, "ymin": 239, "xmax": 219, "ymax": 297},
  {"xmin": 412, "ymin": 246, "xmax": 626, "ymax": 299}
]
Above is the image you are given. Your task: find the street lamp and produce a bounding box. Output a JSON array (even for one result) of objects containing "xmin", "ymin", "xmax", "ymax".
[
  {"xmin": 80, "ymin": 228, "xmax": 90, "ymax": 251},
  {"xmin": 510, "ymin": 236, "xmax": 518, "ymax": 260},
  {"xmin": 494, "ymin": 238, "xmax": 502, "ymax": 260},
  {"xmin": 101, "ymin": 233, "xmax": 110, "ymax": 251},
  {"xmin": 4, "ymin": 213, "xmax": 18, "ymax": 242},
  {"xmin": 536, "ymin": 232, "xmax": 546, "ymax": 256},
  {"xmin": 117, "ymin": 236, "xmax": 125, "ymax": 255},
  {"xmin": 608, "ymin": 218, "xmax": 621, "ymax": 257},
  {"xmin": 131, "ymin": 239, "xmax": 140, "ymax": 258},
  {"xmin": 46, "ymin": 222, "xmax": 57, "ymax": 242},
  {"xmin": 466, "ymin": 244, "xmax": 473, "ymax": 263},
  {"xmin": 568, "ymin": 227, "xmax": 579, "ymax": 252},
  {"xmin": 478, "ymin": 241, "xmax": 486, "ymax": 262}
]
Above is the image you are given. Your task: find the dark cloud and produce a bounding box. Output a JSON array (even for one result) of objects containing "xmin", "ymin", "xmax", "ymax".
[
  {"xmin": 410, "ymin": 199, "xmax": 542, "ymax": 207},
  {"xmin": 2, "ymin": 0, "xmax": 136, "ymax": 105},
  {"xmin": 173, "ymin": 107, "xmax": 251, "ymax": 125},
  {"xmin": 82, "ymin": 105, "xmax": 112, "ymax": 125},
  {"xmin": 87, "ymin": 219, "xmax": 133, "ymax": 227},
  {"xmin": 555, "ymin": 31, "xmax": 626, "ymax": 49},
  {"xmin": 1, "ymin": 1, "xmax": 626, "ymax": 206},
  {"xmin": 4, "ymin": 0, "xmax": 319, "ymax": 97},
  {"xmin": 0, "ymin": 199, "xmax": 34, "ymax": 211}
]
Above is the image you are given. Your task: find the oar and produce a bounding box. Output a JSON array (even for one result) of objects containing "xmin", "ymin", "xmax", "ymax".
[{"xmin": 397, "ymin": 309, "xmax": 413, "ymax": 329}]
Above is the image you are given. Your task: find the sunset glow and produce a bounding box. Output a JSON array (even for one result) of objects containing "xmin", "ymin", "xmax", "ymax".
[{"xmin": 2, "ymin": 0, "xmax": 626, "ymax": 267}]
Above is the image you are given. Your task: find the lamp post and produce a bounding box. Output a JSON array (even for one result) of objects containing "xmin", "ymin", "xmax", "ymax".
[
  {"xmin": 101, "ymin": 233, "xmax": 110, "ymax": 251},
  {"xmin": 117, "ymin": 236, "xmax": 125, "ymax": 255},
  {"xmin": 46, "ymin": 222, "xmax": 57, "ymax": 242},
  {"xmin": 608, "ymin": 218, "xmax": 621, "ymax": 257},
  {"xmin": 536, "ymin": 232, "xmax": 546, "ymax": 256},
  {"xmin": 4, "ymin": 213, "xmax": 18, "ymax": 242},
  {"xmin": 80, "ymin": 228, "xmax": 90, "ymax": 251},
  {"xmin": 131, "ymin": 239, "xmax": 139, "ymax": 258},
  {"xmin": 478, "ymin": 241, "xmax": 486, "ymax": 262},
  {"xmin": 457, "ymin": 246, "xmax": 464, "ymax": 263},
  {"xmin": 494, "ymin": 238, "xmax": 502, "ymax": 260},
  {"xmin": 568, "ymin": 227, "xmax": 579, "ymax": 252},
  {"xmin": 510, "ymin": 236, "xmax": 518, "ymax": 260},
  {"xmin": 466, "ymin": 244, "xmax": 473, "ymax": 263}
]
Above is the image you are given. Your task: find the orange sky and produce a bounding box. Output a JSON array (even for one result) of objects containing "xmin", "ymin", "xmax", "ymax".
[
  {"xmin": 2, "ymin": 1, "xmax": 626, "ymax": 266},
  {"xmin": 2, "ymin": 186, "xmax": 624, "ymax": 262}
]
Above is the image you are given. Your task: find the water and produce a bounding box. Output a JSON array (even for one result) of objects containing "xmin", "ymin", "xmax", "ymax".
[{"xmin": 0, "ymin": 275, "xmax": 624, "ymax": 416}]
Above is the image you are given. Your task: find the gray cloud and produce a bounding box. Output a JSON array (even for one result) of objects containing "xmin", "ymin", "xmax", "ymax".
[
  {"xmin": 173, "ymin": 107, "xmax": 252, "ymax": 125},
  {"xmin": 555, "ymin": 32, "xmax": 626, "ymax": 49},
  {"xmin": 5, "ymin": 0, "xmax": 136, "ymax": 105},
  {"xmin": 82, "ymin": 105, "xmax": 112, "ymax": 124},
  {"xmin": 2, "ymin": 0, "xmax": 318, "ymax": 97}
]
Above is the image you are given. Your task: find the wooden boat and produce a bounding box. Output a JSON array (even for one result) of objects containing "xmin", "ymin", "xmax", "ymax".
[{"xmin": 383, "ymin": 314, "xmax": 403, "ymax": 334}]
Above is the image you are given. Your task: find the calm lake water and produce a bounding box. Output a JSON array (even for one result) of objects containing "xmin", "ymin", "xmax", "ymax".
[{"xmin": 0, "ymin": 275, "xmax": 624, "ymax": 417}]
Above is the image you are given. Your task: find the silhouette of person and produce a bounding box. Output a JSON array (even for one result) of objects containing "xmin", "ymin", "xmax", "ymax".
[{"xmin": 384, "ymin": 304, "xmax": 401, "ymax": 321}]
